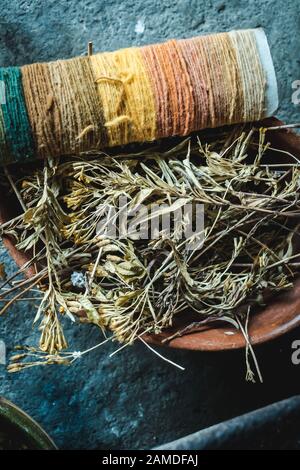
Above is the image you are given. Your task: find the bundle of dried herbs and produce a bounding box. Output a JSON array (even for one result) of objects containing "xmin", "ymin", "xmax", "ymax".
[{"xmin": 0, "ymin": 124, "xmax": 299, "ymax": 378}]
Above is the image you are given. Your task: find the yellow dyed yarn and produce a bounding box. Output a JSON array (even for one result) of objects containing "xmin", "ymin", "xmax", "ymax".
[
  {"xmin": 46, "ymin": 56, "xmax": 107, "ymax": 155},
  {"xmin": 228, "ymin": 30, "xmax": 266, "ymax": 122},
  {"xmin": 90, "ymin": 48, "xmax": 156, "ymax": 146}
]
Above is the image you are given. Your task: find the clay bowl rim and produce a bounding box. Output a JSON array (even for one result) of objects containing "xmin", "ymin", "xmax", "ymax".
[{"xmin": 0, "ymin": 117, "xmax": 300, "ymax": 352}]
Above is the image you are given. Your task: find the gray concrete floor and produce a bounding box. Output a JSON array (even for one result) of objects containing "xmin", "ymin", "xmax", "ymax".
[{"xmin": 0, "ymin": 0, "xmax": 300, "ymax": 449}]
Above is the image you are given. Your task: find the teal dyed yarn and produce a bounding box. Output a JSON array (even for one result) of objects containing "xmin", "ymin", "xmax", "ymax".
[{"xmin": 0, "ymin": 67, "xmax": 34, "ymax": 163}]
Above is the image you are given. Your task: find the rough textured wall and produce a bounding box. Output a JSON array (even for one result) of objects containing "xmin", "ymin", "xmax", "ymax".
[{"xmin": 0, "ymin": 0, "xmax": 299, "ymax": 449}]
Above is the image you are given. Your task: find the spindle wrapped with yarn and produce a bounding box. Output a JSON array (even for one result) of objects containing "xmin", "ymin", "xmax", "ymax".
[{"xmin": 0, "ymin": 28, "xmax": 278, "ymax": 165}]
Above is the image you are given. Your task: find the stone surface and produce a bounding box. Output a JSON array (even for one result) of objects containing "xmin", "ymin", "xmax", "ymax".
[{"xmin": 0, "ymin": 0, "xmax": 299, "ymax": 450}]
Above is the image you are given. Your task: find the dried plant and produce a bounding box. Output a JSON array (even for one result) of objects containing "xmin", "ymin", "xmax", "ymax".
[{"xmin": 1, "ymin": 124, "xmax": 300, "ymax": 380}]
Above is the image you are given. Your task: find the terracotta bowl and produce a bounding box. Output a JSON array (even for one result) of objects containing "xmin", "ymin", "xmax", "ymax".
[{"xmin": 0, "ymin": 117, "xmax": 300, "ymax": 351}]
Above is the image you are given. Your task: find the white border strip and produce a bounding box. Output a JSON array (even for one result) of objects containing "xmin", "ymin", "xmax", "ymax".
[{"xmin": 253, "ymin": 28, "xmax": 279, "ymax": 117}]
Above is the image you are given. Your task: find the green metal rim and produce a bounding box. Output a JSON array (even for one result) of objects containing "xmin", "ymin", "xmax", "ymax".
[{"xmin": 0, "ymin": 396, "xmax": 57, "ymax": 450}]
